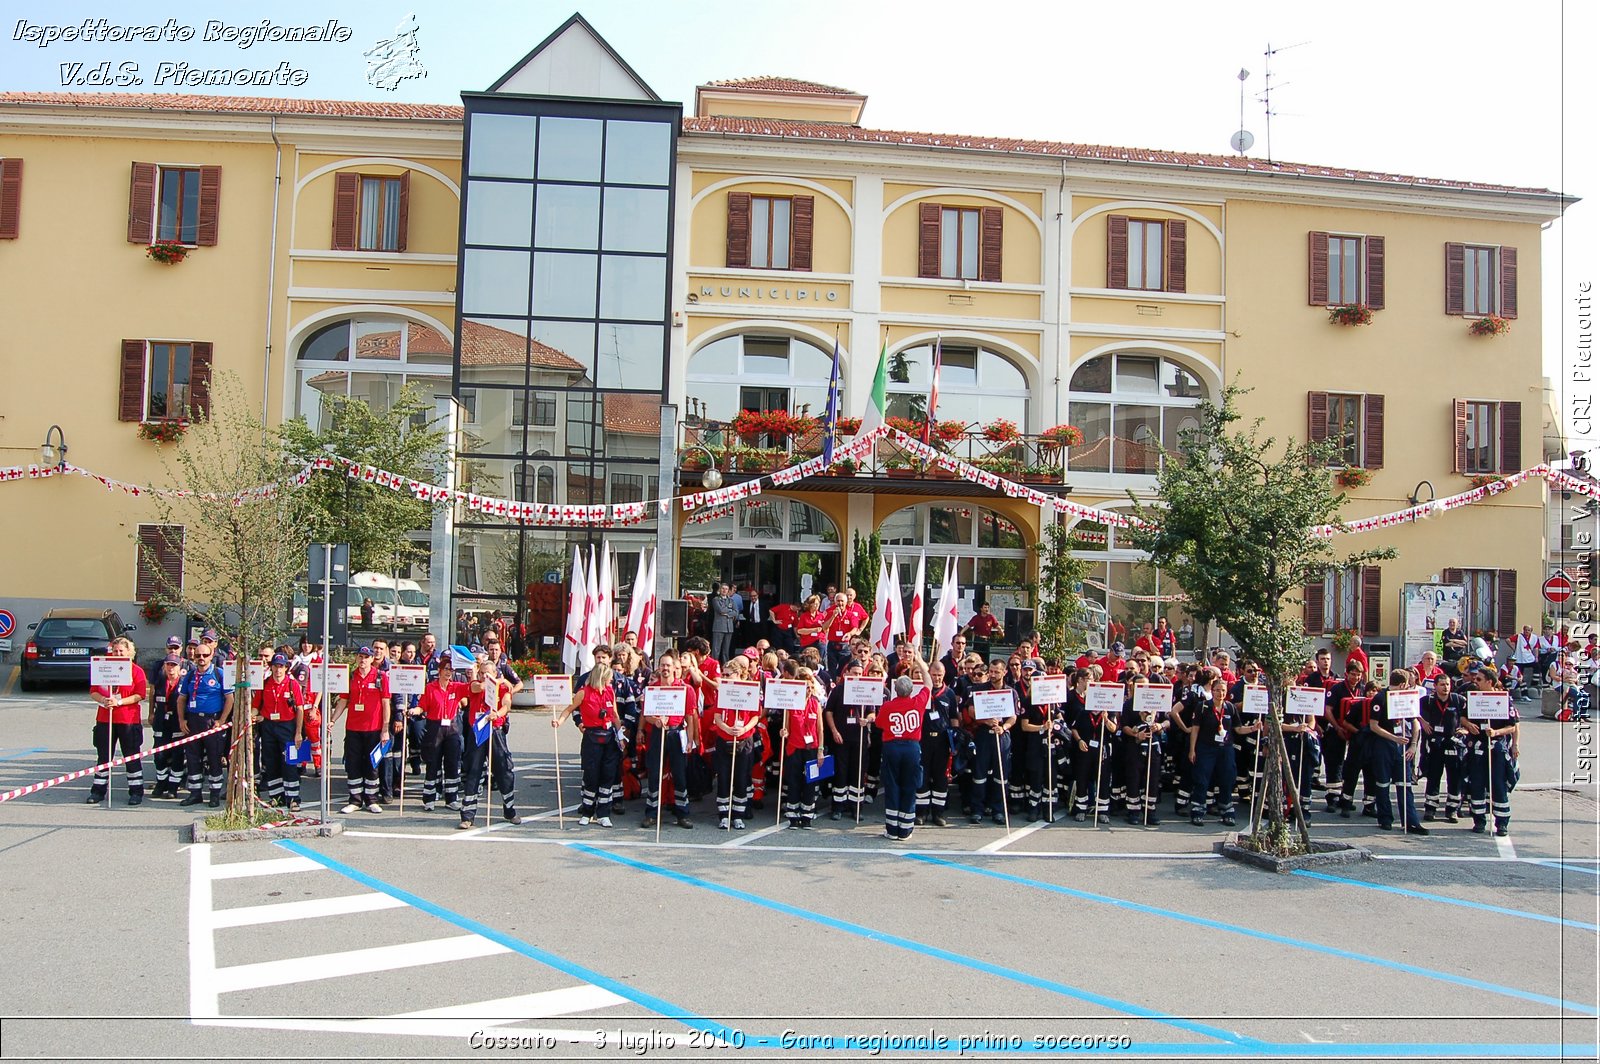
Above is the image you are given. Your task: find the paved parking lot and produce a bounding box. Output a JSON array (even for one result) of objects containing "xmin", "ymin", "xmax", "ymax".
[{"xmin": 0, "ymin": 687, "xmax": 1595, "ymax": 1061}]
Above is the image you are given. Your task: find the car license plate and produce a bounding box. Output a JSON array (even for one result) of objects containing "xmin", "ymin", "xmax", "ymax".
[{"xmin": 55, "ymin": 647, "xmax": 89, "ymax": 656}]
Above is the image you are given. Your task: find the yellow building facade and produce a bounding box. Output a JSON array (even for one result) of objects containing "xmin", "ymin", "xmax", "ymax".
[{"xmin": 0, "ymin": 47, "xmax": 1569, "ymax": 658}]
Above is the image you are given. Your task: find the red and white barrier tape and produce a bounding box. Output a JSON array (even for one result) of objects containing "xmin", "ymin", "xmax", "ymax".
[{"xmin": 0, "ymin": 723, "xmax": 229, "ymax": 804}]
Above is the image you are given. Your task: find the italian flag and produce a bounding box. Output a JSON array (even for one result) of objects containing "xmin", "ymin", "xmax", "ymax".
[{"xmin": 858, "ymin": 333, "xmax": 890, "ymax": 440}]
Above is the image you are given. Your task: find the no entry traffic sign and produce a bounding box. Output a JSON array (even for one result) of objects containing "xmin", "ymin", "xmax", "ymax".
[
  {"xmin": 1543, "ymin": 573, "xmax": 1574, "ymax": 604},
  {"xmin": 0, "ymin": 610, "xmax": 14, "ymax": 640}
]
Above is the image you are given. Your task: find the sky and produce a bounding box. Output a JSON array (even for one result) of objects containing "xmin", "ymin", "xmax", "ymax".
[{"xmin": 3, "ymin": 0, "xmax": 1594, "ymax": 450}]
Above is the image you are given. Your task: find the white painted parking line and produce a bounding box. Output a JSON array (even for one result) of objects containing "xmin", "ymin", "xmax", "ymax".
[
  {"xmin": 209, "ymin": 892, "xmax": 406, "ymax": 928},
  {"xmin": 720, "ymin": 823, "xmax": 785, "ymax": 847},
  {"xmin": 209, "ymin": 855, "xmax": 328, "ymax": 880},
  {"xmin": 189, "ymin": 845, "xmax": 218, "ymax": 1020},
  {"xmin": 1495, "ymin": 831, "xmax": 1518, "ymax": 860},
  {"xmin": 212, "ymin": 934, "xmax": 509, "ymax": 993}
]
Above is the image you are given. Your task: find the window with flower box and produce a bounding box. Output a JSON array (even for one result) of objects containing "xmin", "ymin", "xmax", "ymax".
[
  {"xmin": 127, "ymin": 162, "xmax": 220, "ymax": 246},
  {"xmin": 1307, "ymin": 231, "xmax": 1385, "ymax": 309},
  {"xmin": 1445, "ymin": 243, "xmax": 1516, "ymax": 318},
  {"xmin": 119, "ymin": 339, "xmax": 212, "ymax": 423},
  {"xmin": 1307, "ymin": 391, "xmax": 1384, "ymax": 469},
  {"xmin": 1304, "ymin": 565, "xmax": 1381, "ymax": 636},
  {"xmin": 1452, "ymin": 399, "xmax": 1521, "ymax": 475}
]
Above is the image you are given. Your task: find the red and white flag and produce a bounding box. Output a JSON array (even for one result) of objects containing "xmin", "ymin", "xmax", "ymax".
[
  {"xmin": 870, "ymin": 557, "xmax": 893, "ymax": 652},
  {"xmin": 907, "ymin": 551, "xmax": 927, "ymax": 649},
  {"xmin": 637, "ymin": 550, "xmax": 658, "ymax": 659},
  {"xmin": 932, "ymin": 556, "xmax": 961, "ymax": 664},
  {"xmin": 562, "ymin": 546, "xmax": 586, "ymax": 675},
  {"xmin": 886, "ymin": 554, "xmax": 906, "ymax": 647},
  {"xmin": 581, "ymin": 545, "xmax": 600, "ymax": 671}
]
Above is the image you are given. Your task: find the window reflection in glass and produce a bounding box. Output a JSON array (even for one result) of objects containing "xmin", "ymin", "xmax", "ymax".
[
  {"xmin": 537, "ymin": 117, "xmax": 602, "ymax": 181},
  {"xmin": 603, "ymin": 120, "xmax": 671, "ymax": 186},
  {"xmin": 469, "ymin": 114, "xmax": 536, "ymax": 179},
  {"xmin": 599, "ymin": 255, "xmax": 666, "ymax": 321},
  {"xmin": 534, "ymin": 184, "xmax": 600, "ymax": 249},
  {"xmin": 462, "ymin": 249, "xmax": 530, "ymax": 316},
  {"xmin": 601, "ymin": 187, "xmax": 668, "ymax": 253},
  {"xmin": 594, "ymin": 324, "xmax": 664, "ymax": 390},
  {"xmin": 533, "ymin": 252, "xmax": 597, "ymax": 317}
]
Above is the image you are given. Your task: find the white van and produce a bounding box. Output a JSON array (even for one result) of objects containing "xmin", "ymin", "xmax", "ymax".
[
  {"xmin": 349, "ymin": 572, "xmax": 400, "ymax": 626},
  {"xmin": 394, "ymin": 578, "xmax": 430, "ymax": 630}
]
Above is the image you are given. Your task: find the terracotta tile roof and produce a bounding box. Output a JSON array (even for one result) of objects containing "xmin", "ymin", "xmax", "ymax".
[
  {"xmin": 700, "ymin": 76, "xmax": 860, "ymax": 96},
  {"xmin": 681, "ymin": 116, "xmax": 1560, "ymax": 196},
  {"xmin": 0, "ymin": 91, "xmax": 463, "ymax": 120},
  {"xmin": 603, "ymin": 393, "xmax": 662, "ymax": 436},
  {"xmin": 460, "ymin": 320, "xmax": 585, "ymax": 372}
]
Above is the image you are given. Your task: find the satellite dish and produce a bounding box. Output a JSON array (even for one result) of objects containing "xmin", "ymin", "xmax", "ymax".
[{"xmin": 1230, "ymin": 129, "xmax": 1255, "ymax": 154}]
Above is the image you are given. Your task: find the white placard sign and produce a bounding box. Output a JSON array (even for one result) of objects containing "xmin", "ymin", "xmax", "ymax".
[
  {"xmin": 718, "ymin": 680, "xmax": 761, "ymax": 713},
  {"xmin": 642, "ymin": 685, "xmax": 687, "ymax": 718},
  {"xmin": 221, "ymin": 659, "xmax": 236, "ymax": 688},
  {"xmin": 533, "ymin": 675, "xmax": 572, "ymax": 706},
  {"xmin": 247, "ymin": 662, "xmax": 266, "ymax": 691},
  {"xmin": 1029, "ymin": 675, "xmax": 1068, "ymax": 705},
  {"xmin": 388, "ymin": 664, "xmax": 426, "ymax": 696},
  {"xmin": 308, "ymin": 664, "xmax": 349, "ymax": 696},
  {"xmin": 971, "ymin": 689, "xmax": 1016, "ymax": 720},
  {"xmin": 1467, "ymin": 691, "xmax": 1512, "ymax": 721},
  {"xmin": 1286, "ymin": 686, "xmax": 1327, "ymax": 717},
  {"xmin": 1385, "ymin": 688, "xmax": 1422, "ymax": 720},
  {"xmin": 843, "ymin": 678, "xmax": 886, "ymax": 706},
  {"xmin": 90, "ymin": 656, "xmax": 132, "ymax": 686},
  {"xmin": 1085, "ymin": 682, "xmax": 1123, "ymax": 715},
  {"xmin": 764, "ymin": 679, "xmax": 808, "ymax": 712},
  {"xmin": 1132, "ymin": 685, "xmax": 1173, "ymax": 718},
  {"xmin": 1242, "ymin": 685, "xmax": 1271, "ymax": 716}
]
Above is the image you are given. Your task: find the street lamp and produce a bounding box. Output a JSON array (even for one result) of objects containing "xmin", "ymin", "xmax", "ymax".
[
  {"xmin": 680, "ymin": 442, "xmax": 722, "ymax": 490},
  {"xmin": 1407, "ymin": 479, "xmax": 1435, "ymax": 520},
  {"xmin": 39, "ymin": 425, "xmax": 68, "ymax": 470}
]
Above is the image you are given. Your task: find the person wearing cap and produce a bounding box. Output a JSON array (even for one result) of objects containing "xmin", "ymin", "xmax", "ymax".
[
  {"xmin": 337, "ymin": 647, "xmax": 390, "ymax": 814},
  {"xmin": 88, "ymin": 636, "xmax": 148, "ymax": 806},
  {"xmin": 254, "ymin": 654, "xmax": 306, "ymax": 811},
  {"xmin": 177, "ymin": 639, "xmax": 233, "ymax": 807},
  {"xmin": 147, "ymin": 652, "xmax": 188, "ymax": 799}
]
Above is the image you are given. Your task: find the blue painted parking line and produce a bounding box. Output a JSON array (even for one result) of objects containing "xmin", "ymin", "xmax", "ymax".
[
  {"xmin": 0, "ymin": 747, "xmax": 46, "ymax": 761},
  {"xmin": 272, "ymin": 840, "xmax": 738, "ymax": 1043},
  {"xmin": 1290, "ymin": 869, "xmax": 1598, "ymax": 931},
  {"xmin": 907, "ymin": 853, "xmax": 1598, "ymax": 1017},
  {"xmin": 567, "ymin": 842, "xmax": 1260, "ymax": 1049},
  {"xmin": 1529, "ymin": 859, "xmax": 1600, "ymax": 877}
]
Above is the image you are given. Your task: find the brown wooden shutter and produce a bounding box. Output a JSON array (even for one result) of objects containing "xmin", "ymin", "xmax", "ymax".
[
  {"xmin": 331, "ymin": 172, "xmax": 359, "ymax": 251},
  {"xmin": 136, "ymin": 524, "xmax": 184, "ymax": 603},
  {"xmin": 1444, "ymin": 242, "xmax": 1465, "ymax": 315},
  {"xmin": 1164, "ymin": 219, "xmax": 1186, "ymax": 293},
  {"xmin": 1451, "ymin": 399, "xmax": 1468, "ymax": 473},
  {"xmin": 724, "ymin": 191, "xmax": 751, "ymax": 268},
  {"xmin": 1307, "ymin": 391, "xmax": 1329, "ymax": 444},
  {"xmin": 188, "ymin": 342, "xmax": 213, "ymax": 420},
  {"xmin": 790, "ymin": 194, "xmax": 814, "ymax": 272},
  {"xmin": 0, "ymin": 158, "xmax": 21, "ymax": 239},
  {"xmin": 1442, "ymin": 567, "xmax": 1463, "ymax": 588},
  {"xmin": 979, "ymin": 206, "xmax": 1003, "ymax": 282},
  {"xmin": 1303, "ymin": 580, "xmax": 1326, "ymax": 634},
  {"xmin": 1363, "ymin": 394, "xmax": 1384, "ymax": 469},
  {"xmin": 1106, "ymin": 214, "xmax": 1129, "ymax": 289},
  {"xmin": 1364, "ymin": 235, "xmax": 1385, "ymax": 310},
  {"xmin": 395, "ymin": 171, "xmax": 410, "ymax": 253},
  {"xmin": 128, "ymin": 162, "xmax": 157, "ymax": 244},
  {"xmin": 119, "ymin": 340, "xmax": 147, "ymax": 422},
  {"xmin": 1495, "ymin": 570, "xmax": 1517, "ymax": 635},
  {"xmin": 1307, "ymin": 231, "xmax": 1329, "ymax": 305},
  {"xmin": 1497, "ymin": 400, "xmax": 1521, "ymax": 474},
  {"xmin": 918, "ymin": 202, "xmax": 941, "ymax": 278},
  {"xmin": 1498, "ymin": 246, "xmax": 1517, "ymax": 319},
  {"xmin": 1360, "ymin": 566, "xmax": 1383, "ymax": 636},
  {"xmin": 195, "ymin": 165, "xmax": 221, "ymax": 246}
]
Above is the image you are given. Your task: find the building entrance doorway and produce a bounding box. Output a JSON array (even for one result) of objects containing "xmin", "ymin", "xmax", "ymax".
[{"xmin": 678, "ymin": 496, "xmax": 842, "ymax": 612}]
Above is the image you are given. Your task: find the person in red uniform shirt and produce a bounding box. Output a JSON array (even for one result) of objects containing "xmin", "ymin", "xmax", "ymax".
[
  {"xmin": 637, "ymin": 652, "xmax": 700, "ymax": 828},
  {"xmin": 555, "ymin": 663, "xmax": 624, "ymax": 825},
  {"xmin": 873, "ymin": 645, "xmax": 931, "ymax": 840},
  {"xmin": 1097, "ymin": 643, "xmax": 1128, "ymax": 684},
  {"xmin": 417, "ymin": 666, "xmax": 467, "ymax": 811},
  {"xmin": 779, "ymin": 666, "xmax": 827, "ymax": 828},
  {"xmin": 963, "ymin": 602, "xmax": 1004, "ymax": 658},
  {"xmin": 458, "ymin": 653, "xmax": 521, "ymax": 829},
  {"xmin": 1411, "ymin": 650, "xmax": 1444, "ymax": 691},
  {"xmin": 1343, "ymin": 635, "xmax": 1369, "ymax": 678},
  {"xmin": 769, "ymin": 599, "xmax": 800, "ymax": 655},
  {"xmin": 796, "ymin": 595, "xmax": 826, "ymax": 653},
  {"xmin": 253, "ymin": 654, "xmax": 306, "ymax": 810},
  {"xmin": 337, "ymin": 647, "xmax": 390, "ymax": 814},
  {"xmin": 89, "ymin": 636, "xmax": 148, "ymax": 805},
  {"xmin": 709, "ymin": 653, "xmax": 761, "ymax": 829}
]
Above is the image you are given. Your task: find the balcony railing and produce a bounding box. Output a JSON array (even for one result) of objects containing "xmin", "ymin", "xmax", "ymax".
[{"xmin": 677, "ymin": 416, "xmax": 1080, "ymax": 489}]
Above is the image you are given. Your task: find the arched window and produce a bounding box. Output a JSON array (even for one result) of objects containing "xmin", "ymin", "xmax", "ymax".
[
  {"xmin": 681, "ymin": 497, "xmax": 840, "ymax": 548},
  {"xmin": 1065, "ymin": 353, "xmax": 1208, "ymax": 475},
  {"xmin": 885, "ymin": 342, "xmax": 1028, "ymax": 430},
  {"xmin": 295, "ymin": 317, "xmax": 452, "ymax": 431},
  {"xmin": 878, "ymin": 502, "xmax": 1031, "ymax": 607},
  {"xmin": 685, "ymin": 333, "xmax": 838, "ymax": 426}
]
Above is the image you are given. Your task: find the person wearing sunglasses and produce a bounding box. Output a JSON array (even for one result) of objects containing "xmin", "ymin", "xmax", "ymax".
[{"xmin": 177, "ymin": 642, "xmax": 234, "ymax": 807}]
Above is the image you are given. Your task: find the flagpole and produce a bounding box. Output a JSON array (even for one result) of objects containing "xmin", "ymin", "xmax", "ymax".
[
  {"xmin": 774, "ymin": 710, "xmax": 788, "ymax": 829},
  {"xmin": 1090, "ymin": 714, "xmax": 1106, "ymax": 827}
]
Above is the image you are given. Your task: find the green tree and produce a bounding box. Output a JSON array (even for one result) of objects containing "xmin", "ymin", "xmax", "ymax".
[
  {"xmin": 848, "ymin": 530, "xmax": 882, "ymax": 603},
  {"xmin": 278, "ymin": 382, "xmax": 445, "ymax": 575},
  {"xmin": 1126, "ymin": 385, "xmax": 1394, "ymax": 856},
  {"xmin": 1031, "ymin": 517, "xmax": 1092, "ymax": 661},
  {"xmin": 145, "ymin": 373, "xmax": 314, "ymax": 820}
]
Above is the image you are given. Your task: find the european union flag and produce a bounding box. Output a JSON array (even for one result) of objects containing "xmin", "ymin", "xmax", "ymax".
[{"xmin": 821, "ymin": 337, "xmax": 841, "ymax": 466}]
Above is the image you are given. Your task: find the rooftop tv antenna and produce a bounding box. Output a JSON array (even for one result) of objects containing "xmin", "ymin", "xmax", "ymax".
[
  {"xmin": 1258, "ymin": 40, "xmax": 1308, "ymax": 163},
  {"xmin": 1229, "ymin": 68, "xmax": 1254, "ymax": 155}
]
